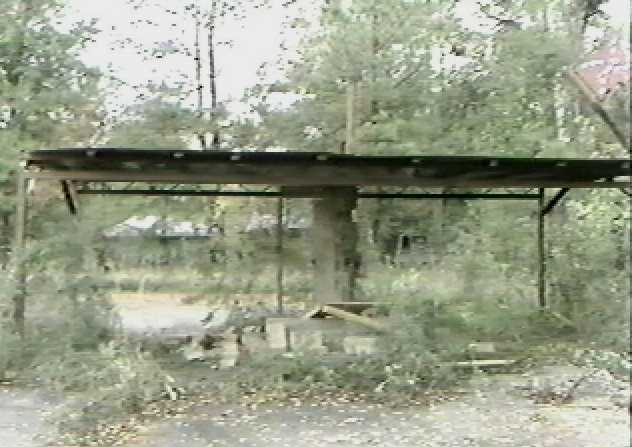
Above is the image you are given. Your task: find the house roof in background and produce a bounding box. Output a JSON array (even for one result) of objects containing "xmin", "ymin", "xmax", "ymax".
[
  {"xmin": 104, "ymin": 215, "xmax": 216, "ymax": 239},
  {"xmin": 575, "ymin": 46, "xmax": 631, "ymax": 101},
  {"xmin": 244, "ymin": 212, "xmax": 310, "ymax": 232}
]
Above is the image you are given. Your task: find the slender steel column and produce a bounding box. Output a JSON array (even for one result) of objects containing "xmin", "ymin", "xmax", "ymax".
[
  {"xmin": 275, "ymin": 198, "xmax": 284, "ymax": 314},
  {"xmin": 538, "ymin": 188, "xmax": 546, "ymax": 308}
]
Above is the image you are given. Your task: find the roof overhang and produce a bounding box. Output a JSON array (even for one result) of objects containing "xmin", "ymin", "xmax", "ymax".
[{"xmin": 22, "ymin": 149, "xmax": 631, "ymax": 189}]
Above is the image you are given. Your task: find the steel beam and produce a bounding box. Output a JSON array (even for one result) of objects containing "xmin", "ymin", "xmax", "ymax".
[
  {"xmin": 60, "ymin": 180, "xmax": 79, "ymax": 215},
  {"xmin": 24, "ymin": 169, "xmax": 630, "ymax": 189},
  {"xmin": 75, "ymin": 188, "xmax": 541, "ymax": 200},
  {"xmin": 77, "ymin": 189, "xmax": 278, "ymax": 197},
  {"xmin": 359, "ymin": 192, "xmax": 540, "ymax": 200},
  {"xmin": 541, "ymin": 188, "xmax": 570, "ymax": 216}
]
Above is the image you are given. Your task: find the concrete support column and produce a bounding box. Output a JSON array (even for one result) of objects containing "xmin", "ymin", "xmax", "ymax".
[{"xmin": 311, "ymin": 187, "xmax": 358, "ymax": 303}]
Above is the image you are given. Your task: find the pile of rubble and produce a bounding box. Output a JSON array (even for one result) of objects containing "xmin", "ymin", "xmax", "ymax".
[
  {"xmin": 521, "ymin": 365, "xmax": 630, "ymax": 409},
  {"xmin": 181, "ymin": 301, "xmax": 387, "ymax": 368}
]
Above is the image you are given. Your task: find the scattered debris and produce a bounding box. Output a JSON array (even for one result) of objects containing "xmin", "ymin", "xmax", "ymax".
[
  {"xmin": 524, "ymin": 365, "xmax": 630, "ymax": 408},
  {"xmin": 441, "ymin": 359, "xmax": 517, "ymax": 368},
  {"xmin": 308, "ymin": 304, "xmax": 387, "ymax": 333}
]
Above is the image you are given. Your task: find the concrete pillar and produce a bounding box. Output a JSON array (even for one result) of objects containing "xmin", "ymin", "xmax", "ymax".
[{"xmin": 311, "ymin": 187, "xmax": 358, "ymax": 303}]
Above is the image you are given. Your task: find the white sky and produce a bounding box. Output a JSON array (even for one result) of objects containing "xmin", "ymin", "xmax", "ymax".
[
  {"xmin": 62, "ymin": 0, "xmax": 630, "ymax": 118},
  {"xmin": 62, "ymin": 0, "xmax": 316, "ymax": 117}
]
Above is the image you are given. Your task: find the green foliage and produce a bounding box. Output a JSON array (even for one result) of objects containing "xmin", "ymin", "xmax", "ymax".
[
  {"xmin": 0, "ymin": 0, "xmax": 103, "ymax": 151},
  {"xmin": 240, "ymin": 349, "xmax": 463, "ymax": 399},
  {"xmin": 573, "ymin": 348, "xmax": 631, "ymax": 378},
  {"xmin": 104, "ymin": 97, "xmax": 224, "ymax": 149},
  {"xmin": 0, "ymin": 0, "xmax": 104, "ymax": 254},
  {"xmin": 546, "ymin": 190, "xmax": 630, "ymax": 342},
  {"xmin": 0, "ymin": 325, "xmax": 26, "ymax": 378},
  {"xmin": 48, "ymin": 343, "xmax": 167, "ymax": 442}
]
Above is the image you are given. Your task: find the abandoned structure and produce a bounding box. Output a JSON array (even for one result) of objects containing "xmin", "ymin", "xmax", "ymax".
[{"xmin": 10, "ymin": 149, "xmax": 631, "ymax": 335}]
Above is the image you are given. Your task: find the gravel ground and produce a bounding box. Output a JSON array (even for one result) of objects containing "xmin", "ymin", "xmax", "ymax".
[
  {"xmin": 131, "ymin": 372, "xmax": 630, "ymax": 447},
  {"xmin": 1, "ymin": 368, "xmax": 628, "ymax": 447},
  {"xmin": 0, "ymin": 387, "xmax": 61, "ymax": 447}
]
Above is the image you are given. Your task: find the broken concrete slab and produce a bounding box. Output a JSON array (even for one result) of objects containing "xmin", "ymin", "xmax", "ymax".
[
  {"xmin": 343, "ymin": 336, "xmax": 380, "ymax": 355},
  {"xmin": 241, "ymin": 332, "xmax": 270, "ymax": 354},
  {"xmin": 266, "ymin": 312, "xmax": 382, "ymax": 353},
  {"xmin": 467, "ymin": 342, "xmax": 496, "ymax": 354},
  {"xmin": 288, "ymin": 329, "xmax": 327, "ymax": 354},
  {"xmin": 218, "ymin": 334, "xmax": 241, "ymax": 369},
  {"xmin": 265, "ymin": 318, "xmax": 294, "ymax": 351}
]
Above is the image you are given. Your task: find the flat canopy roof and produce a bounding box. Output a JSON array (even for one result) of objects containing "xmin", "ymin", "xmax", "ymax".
[{"xmin": 23, "ymin": 148, "xmax": 630, "ymax": 188}]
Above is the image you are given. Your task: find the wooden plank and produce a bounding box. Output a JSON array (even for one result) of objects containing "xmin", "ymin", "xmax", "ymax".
[
  {"xmin": 320, "ymin": 305, "xmax": 387, "ymax": 332},
  {"xmin": 325, "ymin": 302, "xmax": 383, "ymax": 314},
  {"xmin": 440, "ymin": 360, "xmax": 516, "ymax": 368}
]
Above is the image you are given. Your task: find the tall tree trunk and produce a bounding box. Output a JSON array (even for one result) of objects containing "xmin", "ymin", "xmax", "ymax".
[
  {"xmin": 194, "ymin": 6, "xmax": 205, "ymax": 149},
  {"xmin": 0, "ymin": 214, "xmax": 10, "ymax": 270},
  {"xmin": 208, "ymin": 0, "xmax": 220, "ymax": 150},
  {"xmin": 370, "ymin": 10, "xmax": 379, "ymax": 122},
  {"xmin": 543, "ymin": 6, "xmax": 559, "ymax": 142}
]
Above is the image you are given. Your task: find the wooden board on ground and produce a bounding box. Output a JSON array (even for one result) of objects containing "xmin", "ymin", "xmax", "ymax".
[
  {"xmin": 304, "ymin": 305, "xmax": 387, "ymax": 332},
  {"xmin": 440, "ymin": 359, "xmax": 517, "ymax": 368},
  {"xmin": 325, "ymin": 302, "xmax": 385, "ymax": 314}
]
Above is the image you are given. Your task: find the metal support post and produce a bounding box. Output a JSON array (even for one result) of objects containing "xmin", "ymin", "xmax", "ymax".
[
  {"xmin": 275, "ymin": 197, "xmax": 284, "ymax": 314},
  {"xmin": 538, "ymin": 188, "xmax": 546, "ymax": 308}
]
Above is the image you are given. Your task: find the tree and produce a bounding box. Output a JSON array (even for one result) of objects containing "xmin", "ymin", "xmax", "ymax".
[
  {"xmin": 0, "ymin": 0, "xmax": 104, "ymax": 264},
  {"xmin": 246, "ymin": 0, "xmax": 628, "ymax": 310},
  {"xmin": 0, "ymin": 0, "xmax": 103, "ymax": 150},
  {"xmin": 118, "ymin": 0, "xmax": 274, "ymax": 150},
  {"xmin": 103, "ymin": 96, "xmax": 212, "ymax": 148}
]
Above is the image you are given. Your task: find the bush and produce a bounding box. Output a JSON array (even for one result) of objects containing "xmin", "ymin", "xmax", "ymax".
[
  {"xmin": 51, "ymin": 342, "xmax": 167, "ymax": 436},
  {"xmin": 0, "ymin": 325, "xmax": 29, "ymax": 380}
]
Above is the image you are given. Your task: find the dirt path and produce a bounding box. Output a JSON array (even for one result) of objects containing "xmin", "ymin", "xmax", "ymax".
[{"xmin": 130, "ymin": 376, "xmax": 629, "ymax": 447}]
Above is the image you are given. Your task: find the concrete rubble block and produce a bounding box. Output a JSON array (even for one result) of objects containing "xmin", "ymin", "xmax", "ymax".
[
  {"xmin": 180, "ymin": 337, "xmax": 206, "ymax": 361},
  {"xmin": 343, "ymin": 336, "xmax": 380, "ymax": 355},
  {"xmin": 241, "ymin": 332, "xmax": 269, "ymax": 354},
  {"xmin": 467, "ymin": 342, "xmax": 496, "ymax": 354},
  {"xmin": 288, "ymin": 329, "xmax": 327, "ymax": 354},
  {"xmin": 218, "ymin": 334, "xmax": 241, "ymax": 369},
  {"xmin": 265, "ymin": 318, "xmax": 296, "ymax": 351}
]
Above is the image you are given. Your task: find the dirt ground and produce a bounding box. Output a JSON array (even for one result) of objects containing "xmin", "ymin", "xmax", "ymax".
[
  {"xmin": 0, "ymin": 387, "xmax": 61, "ymax": 447},
  {"xmin": 2, "ymin": 368, "xmax": 628, "ymax": 447},
  {"xmin": 4, "ymin": 291, "xmax": 630, "ymax": 447},
  {"xmin": 129, "ymin": 372, "xmax": 630, "ymax": 447}
]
